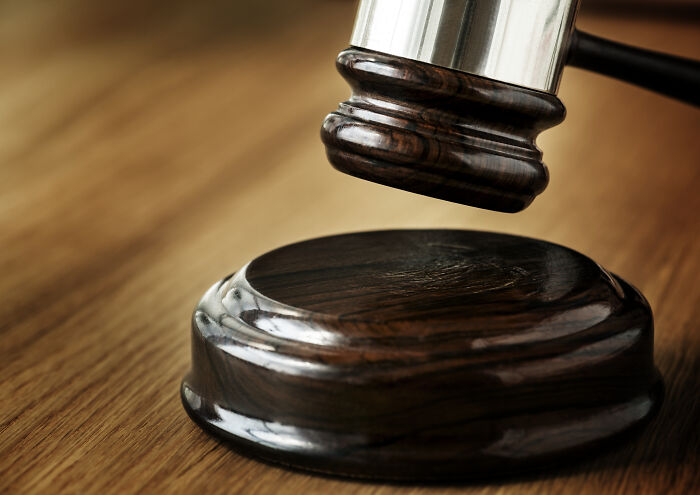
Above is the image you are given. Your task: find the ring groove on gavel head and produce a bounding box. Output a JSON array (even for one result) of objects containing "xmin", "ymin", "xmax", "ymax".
[{"xmin": 321, "ymin": 48, "xmax": 567, "ymax": 213}]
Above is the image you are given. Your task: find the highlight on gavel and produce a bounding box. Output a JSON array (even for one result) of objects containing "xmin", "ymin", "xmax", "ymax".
[{"xmin": 321, "ymin": 0, "xmax": 700, "ymax": 212}]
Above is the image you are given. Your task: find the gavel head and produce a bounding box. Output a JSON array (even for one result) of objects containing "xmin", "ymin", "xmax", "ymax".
[{"xmin": 321, "ymin": 0, "xmax": 580, "ymax": 213}]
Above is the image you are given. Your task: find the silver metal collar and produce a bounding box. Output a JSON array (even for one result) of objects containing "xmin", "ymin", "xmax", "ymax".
[{"xmin": 350, "ymin": 0, "xmax": 580, "ymax": 94}]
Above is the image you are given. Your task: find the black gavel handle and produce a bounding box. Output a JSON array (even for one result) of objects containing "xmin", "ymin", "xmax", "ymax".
[{"xmin": 567, "ymin": 30, "xmax": 700, "ymax": 106}]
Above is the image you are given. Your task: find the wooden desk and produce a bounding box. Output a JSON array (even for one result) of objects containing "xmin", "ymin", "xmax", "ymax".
[{"xmin": 1, "ymin": 2, "xmax": 698, "ymax": 493}]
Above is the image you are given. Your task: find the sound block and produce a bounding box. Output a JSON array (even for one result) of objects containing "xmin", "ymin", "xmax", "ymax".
[{"xmin": 181, "ymin": 230, "xmax": 662, "ymax": 480}]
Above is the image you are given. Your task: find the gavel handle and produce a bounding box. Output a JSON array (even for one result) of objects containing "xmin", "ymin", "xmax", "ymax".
[{"xmin": 567, "ymin": 30, "xmax": 700, "ymax": 106}]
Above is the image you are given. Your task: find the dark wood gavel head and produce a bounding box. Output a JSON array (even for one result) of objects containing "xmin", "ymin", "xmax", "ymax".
[{"xmin": 321, "ymin": 48, "xmax": 566, "ymax": 213}]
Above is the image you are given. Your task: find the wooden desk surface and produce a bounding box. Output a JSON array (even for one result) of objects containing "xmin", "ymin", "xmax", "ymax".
[{"xmin": 1, "ymin": 2, "xmax": 698, "ymax": 493}]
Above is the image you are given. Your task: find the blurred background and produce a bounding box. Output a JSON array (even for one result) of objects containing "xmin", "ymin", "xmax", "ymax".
[{"xmin": 1, "ymin": 1, "xmax": 699, "ymax": 493}]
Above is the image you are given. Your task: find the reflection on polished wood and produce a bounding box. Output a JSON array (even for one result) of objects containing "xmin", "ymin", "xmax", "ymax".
[{"xmin": 0, "ymin": 1, "xmax": 698, "ymax": 493}]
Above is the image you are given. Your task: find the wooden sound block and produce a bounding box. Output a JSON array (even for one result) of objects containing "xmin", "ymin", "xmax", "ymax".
[{"xmin": 181, "ymin": 230, "xmax": 662, "ymax": 480}]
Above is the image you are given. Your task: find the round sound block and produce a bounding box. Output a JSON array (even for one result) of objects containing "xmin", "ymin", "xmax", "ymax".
[{"xmin": 181, "ymin": 230, "xmax": 662, "ymax": 480}]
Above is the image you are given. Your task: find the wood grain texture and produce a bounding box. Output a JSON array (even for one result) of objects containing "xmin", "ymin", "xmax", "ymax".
[
  {"xmin": 0, "ymin": 1, "xmax": 698, "ymax": 493},
  {"xmin": 321, "ymin": 49, "xmax": 565, "ymax": 212},
  {"xmin": 183, "ymin": 229, "xmax": 661, "ymax": 480}
]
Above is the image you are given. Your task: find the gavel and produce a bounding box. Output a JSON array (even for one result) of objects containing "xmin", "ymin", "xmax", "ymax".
[
  {"xmin": 321, "ymin": 0, "xmax": 700, "ymax": 212},
  {"xmin": 182, "ymin": 0, "xmax": 681, "ymax": 480}
]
